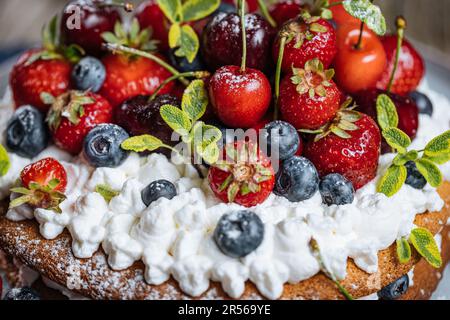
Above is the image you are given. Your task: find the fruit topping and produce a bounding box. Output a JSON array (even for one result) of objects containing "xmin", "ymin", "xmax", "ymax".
[
  {"xmin": 274, "ymin": 156, "xmax": 319, "ymax": 202},
  {"xmin": 213, "ymin": 210, "xmax": 264, "ymax": 258},
  {"xmin": 71, "ymin": 56, "xmax": 106, "ymax": 92},
  {"xmin": 9, "ymin": 158, "xmax": 67, "ymax": 213},
  {"xmin": 46, "ymin": 90, "xmax": 113, "ymax": 155},
  {"xmin": 263, "ymin": 120, "xmax": 300, "ymax": 161},
  {"xmin": 278, "ymin": 58, "xmax": 340, "ymax": 130},
  {"xmin": 168, "ymin": 49, "xmax": 205, "ymax": 73},
  {"xmin": 409, "ymin": 91, "xmax": 433, "ymax": 116},
  {"xmin": 404, "ymin": 160, "xmax": 427, "ymax": 190},
  {"xmin": 319, "ymin": 173, "xmax": 355, "ymax": 206},
  {"xmin": 135, "ymin": 0, "xmax": 170, "ymax": 51},
  {"xmin": 3, "ymin": 287, "xmax": 40, "ymax": 300},
  {"xmin": 6, "ymin": 106, "xmax": 50, "ymax": 158},
  {"xmin": 377, "ymin": 275, "xmax": 409, "ymax": 300},
  {"xmin": 83, "ymin": 124, "xmax": 130, "ymax": 168},
  {"xmin": 269, "ymin": 0, "xmax": 305, "ymax": 26},
  {"xmin": 208, "ymin": 141, "xmax": 275, "ymax": 207},
  {"xmin": 141, "ymin": 179, "xmax": 177, "ymax": 207}
]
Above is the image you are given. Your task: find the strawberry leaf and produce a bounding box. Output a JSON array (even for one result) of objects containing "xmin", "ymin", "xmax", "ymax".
[
  {"xmin": 182, "ymin": 0, "xmax": 220, "ymax": 22},
  {"xmin": 342, "ymin": 0, "xmax": 386, "ymax": 35},
  {"xmin": 95, "ymin": 184, "xmax": 120, "ymax": 202},
  {"xmin": 157, "ymin": 0, "xmax": 182, "ymax": 23},
  {"xmin": 376, "ymin": 94, "xmax": 398, "ymax": 130},
  {"xmin": 160, "ymin": 104, "xmax": 192, "ymax": 136},
  {"xmin": 423, "ymin": 130, "xmax": 450, "ymax": 165},
  {"xmin": 396, "ymin": 237, "xmax": 411, "ymax": 264},
  {"xmin": 409, "ymin": 227, "xmax": 442, "ymax": 268},
  {"xmin": 0, "ymin": 144, "xmax": 11, "ymax": 177},
  {"xmin": 415, "ymin": 158, "xmax": 442, "ymax": 188},
  {"xmin": 382, "ymin": 127, "xmax": 411, "ymax": 154},
  {"xmin": 182, "ymin": 80, "xmax": 208, "ymax": 122},
  {"xmin": 121, "ymin": 135, "xmax": 164, "ymax": 152},
  {"xmin": 377, "ymin": 164, "xmax": 407, "ymax": 197}
]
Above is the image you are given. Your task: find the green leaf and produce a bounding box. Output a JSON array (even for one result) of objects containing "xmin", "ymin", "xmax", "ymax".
[
  {"xmin": 160, "ymin": 104, "xmax": 192, "ymax": 136},
  {"xmin": 168, "ymin": 23, "xmax": 181, "ymax": 48},
  {"xmin": 182, "ymin": 0, "xmax": 220, "ymax": 22},
  {"xmin": 0, "ymin": 144, "xmax": 10, "ymax": 177},
  {"xmin": 376, "ymin": 94, "xmax": 398, "ymax": 130},
  {"xmin": 423, "ymin": 130, "xmax": 450, "ymax": 164},
  {"xmin": 198, "ymin": 143, "xmax": 220, "ymax": 164},
  {"xmin": 377, "ymin": 165, "xmax": 407, "ymax": 197},
  {"xmin": 393, "ymin": 150, "xmax": 419, "ymax": 166},
  {"xmin": 342, "ymin": 0, "xmax": 386, "ymax": 35},
  {"xmin": 415, "ymin": 158, "xmax": 442, "ymax": 188},
  {"xmin": 409, "ymin": 228, "xmax": 442, "ymax": 268},
  {"xmin": 40, "ymin": 92, "xmax": 55, "ymax": 105},
  {"xmin": 174, "ymin": 25, "xmax": 200, "ymax": 63},
  {"xmin": 182, "ymin": 80, "xmax": 208, "ymax": 121},
  {"xmin": 95, "ymin": 184, "xmax": 120, "ymax": 203},
  {"xmin": 396, "ymin": 237, "xmax": 411, "ymax": 264},
  {"xmin": 156, "ymin": 0, "xmax": 182, "ymax": 23},
  {"xmin": 121, "ymin": 135, "xmax": 164, "ymax": 152},
  {"xmin": 382, "ymin": 127, "xmax": 411, "ymax": 153}
]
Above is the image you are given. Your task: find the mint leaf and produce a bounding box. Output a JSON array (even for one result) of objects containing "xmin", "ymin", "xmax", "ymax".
[
  {"xmin": 393, "ymin": 150, "xmax": 419, "ymax": 166},
  {"xmin": 95, "ymin": 184, "xmax": 120, "ymax": 202},
  {"xmin": 168, "ymin": 23, "xmax": 181, "ymax": 48},
  {"xmin": 377, "ymin": 164, "xmax": 407, "ymax": 197},
  {"xmin": 182, "ymin": 80, "xmax": 208, "ymax": 122},
  {"xmin": 382, "ymin": 127, "xmax": 411, "ymax": 154},
  {"xmin": 160, "ymin": 104, "xmax": 192, "ymax": 136},
  {"xmin": 0, "ymin": 144, "xmax": 11, "ymax": 177},
  {"xmin": 121, "ymin": 135, "xmax": 164, "ymax": 152},
  {"xmin": 182, "ymin": 0, "xmax": 220, "ymax": 22},
  {"xmin": 423, "ymin": 130, "xmax": 450, "ymax": 164},
  {"xmin": 157, "ymin": 0, "xmax": 182, "ymax": 23},
  {"xmin": 342, "ymin": 0, "xmax": 386, "ymax": 35},
  {"xmin": 376, "ymin": 94, "xmax": 398, "ymax": 130},
  {"xmin": 415, "ymin": 158, "xmax": 442, "ymax": 188},
  {"xmin": 174, "ymin": 24, "xmax": 199, "ymax": 63},
  {"xmin": 409, "ymin": 227, "xmax": 442, "ymax": 268},
  {"xmin": 396, "ymin": 237, "xmax": 411, "ymax": 264}
]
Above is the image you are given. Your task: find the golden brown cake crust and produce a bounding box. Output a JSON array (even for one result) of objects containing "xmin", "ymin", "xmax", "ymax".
[{"xmin": 1, "ymin": 182, "xmax": 449, "ymax": 300}]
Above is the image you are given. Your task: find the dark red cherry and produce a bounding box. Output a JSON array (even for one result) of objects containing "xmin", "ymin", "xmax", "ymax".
[
  {"xmin": 135, "ymin": 0, "xmax": 170, "ymax": 52},
  {"xmin": 269, "ymin": 0, "xmax": 306, "ymax": 26},
  {"xmin": 202, "ymin": 12, "xmax": 275, "ymax": 72}
]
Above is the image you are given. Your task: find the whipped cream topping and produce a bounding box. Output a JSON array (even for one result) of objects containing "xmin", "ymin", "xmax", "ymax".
[{"xmin": 1, "ymin": 80, "xmax": 449, "ymax": 299}]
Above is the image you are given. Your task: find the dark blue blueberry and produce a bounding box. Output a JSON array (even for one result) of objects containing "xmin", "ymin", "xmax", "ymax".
[
  {"xmin": 328, "ymin": 19, "xmax": 338, "ymax": 30},
  {"xmin": 168, "ymin": 49, "xmax": 205, "ymax": 73},
  {"xmin": 377, "ymin": 275, "xmax": 409, "ymax": 300},
  {"xmin": 264, "ymin": 121, "xmax": 300, "ymax": 161},
  {"xmin": 405, "ymin": 161, "xmax": 427, "ymax": 189},
  {"xmin": 319, "ymin": 173, "xmax": 355, "ymax": 206},
  {"xmin": 409, "ymin": 91, "xmax": 433, "ymax": 116},
  {"xmin": 3, "ymin": 287, "xmax": 40, "ymax": 300},
  {"xmin": 83, "ymin": 124, "xmax": 129, "ymax": 168},
  {"xmin": 274, "ymin": 156, "xmax": 319, "ymax": 202},
  {"xmin": 214, "ymin": 210, "xmax": 264, "ymax": 258},
  {"xmin": 141, "ymin": 179, "xmax": 177, "ymax": 207},
  {"xmin": 214, "ymin": 2, "xmax": 236, "ymax": 15},
  {"xmin": 6, "ymin": 105, "xmax": 49, "ymax": 158},
  {"xmin": 71, "ymin": 56, "xmax": 106, "ymax": 92}
]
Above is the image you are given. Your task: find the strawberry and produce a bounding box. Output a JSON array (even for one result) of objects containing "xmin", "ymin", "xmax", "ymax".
[
  {"xmin": 46, "ymin": 91, "xmax": 113, "ymax": 155},
  {"xmin": 376, "ymin": 35, "xmax": 425, "ymax": 95},
  {"xmin": 273, "ymin": 12, "xmax": 337, "ymax": 72},
  {"xmin": 279, "ymin": 58, "xmax": 340, "ymax": 130},
  {"xmin": 208, "ymin": 141, "xmax": 275, "ymax": 207},
  {"xmin": 99, "ymin": 19, "xmax": 174, "ymax": 107},
  {"xmin": 9, "ymin": 158, "xmax": 67, "ymax": 213},
  {"xmin": 304, "ymin": 112, "xmax": 381, "ymax": 190},
  {"xmin": 9, "ymin": 17, "xmax": 83, "ymax": 112}
]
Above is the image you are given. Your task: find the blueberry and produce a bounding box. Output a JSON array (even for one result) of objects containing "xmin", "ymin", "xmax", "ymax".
[
  {"xmin": 83, "ymin": 124, "xmax": 129, "ymax": 168},
  {"xmin": 168, "ymin": 49, "xmax": 205, "ymax": 73},
  {"xmin": 6, "ymin": 105, "xmax": 49, "ymax": 158},
  {"xmin": 405, "ymin": 161, "xmax": 427, "ymax": 189},
  {"xmin": 141, "ymin": 179, "xmax": 177, "ymax": 207},
  {"xmin": 214, "ymin": 210, "xmax": 264, "ymax": 258},
  {"xmin": 274, "ymin": 156, "xmax": 319, "ymax": 202},
  {"xmin": 214, "ymin": 2, "xmax": 236, "ymax": 15},
  {"xmin": 409, "ymin": 91, "xmax": 433, "ymax": 116},
  {"xmin": 71, "ymin": 56, "xmax": 106, "ymax": 92},
  {"xmin": 319, "ymin": 173, "xmax": 355, "ymax": 206},
  {"xmin": 264, "ymin": 121, "xmax": 300, "ymax": 161},
  {"xmin": 3, "ymin": 287, "xmax": 40, "ymax": 300},
  {"xmin": 377, "ymin": 275, "xmax": 409, "ymax": 300}
]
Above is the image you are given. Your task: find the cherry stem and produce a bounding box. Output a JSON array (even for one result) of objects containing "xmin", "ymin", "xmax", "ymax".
[
  {"xmin": 103, "ymin": 43, "xmax": 189, "ymax": 86},
  {"xmin": 387, "ymin": 16, "xmax": 407, "ymax": 94},
  {"xmin": 274, "ymin": 36, "xmax": 287, "ymax": 120},
  {"xmin": 239, "ymin": 0, "xmax": 247, "ymax": 72},
  {"xmin": 98, "ymin": 2, "xmax": 134, "ymax": 12},
  {"xmin": 354, "ymin": 20, "xmax": 365, "ymax": 50},
  {"xmin": 148, "ymin": 71, "xmax": 210, "ymax": 101},
  {"xmin": 257, "ymin": 0, "xmax": 277, "ymax": 28}
]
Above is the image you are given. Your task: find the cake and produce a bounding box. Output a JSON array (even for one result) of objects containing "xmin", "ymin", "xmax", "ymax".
[{"xmin": 0, "ymin": 0, "xmax": 449, "ymax": 300}]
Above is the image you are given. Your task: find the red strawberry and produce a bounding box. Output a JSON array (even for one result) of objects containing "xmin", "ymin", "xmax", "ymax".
[
  {"xmin": 269, "ymin": 0, "xmax": 306, "ymax": 26},
  {"xmin": 304, "ymin": 112, "xmax": 381, "ymax": 189},
  {"xmin": 47, "ymin": 91, "xmax": 113, "ymax": 155},
  {"xmin": 376, "ymin": 36, "xmax": 425, "ymax": 95},
  {"xmin": 99, "ymin": 19, "xmax": 174, "ymax": 107},
  {"xmin": 208, "ymin": 141, "xmax": 275, "ymax": 207},
  {"xmin": 9, "ymin": 158, "xmax": 67, "ymax": 213},
  {"xmin": 279, "ymin": 58, "xmax": 340, "ymax": 130},
  {"xmin": 273, "ymin": 13, "xmax": 337, "ymax": 72},
  {"xmin": 135, "ymin": 0, "xmax": 170, "ymax": 51}
]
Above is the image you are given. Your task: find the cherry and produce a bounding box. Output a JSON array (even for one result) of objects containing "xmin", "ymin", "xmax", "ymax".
[
  {"xmin": 328, "ymin": 0, "xmax": 360, "ymax": 26},
  {"xmin": 202, "ymin": 12, "xmax": 275, "ymax": 72},
  {"xmin": 60, "ymin": 0, "xmax": 128, "ymax": 56},
  {"xmin": 223, "ymin": 0, "xmax": 259, "ymax": 12},
  {"xmin": 269, "ymin": 0, "xmax": 305, "ymax": 26},
  {"xmin": 333, "ymin": 23, "xmax": 387, "ymax": 94},
  {"xmin": 135, "ymin": 0, "xmax": 170, "ymax": 52}
]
